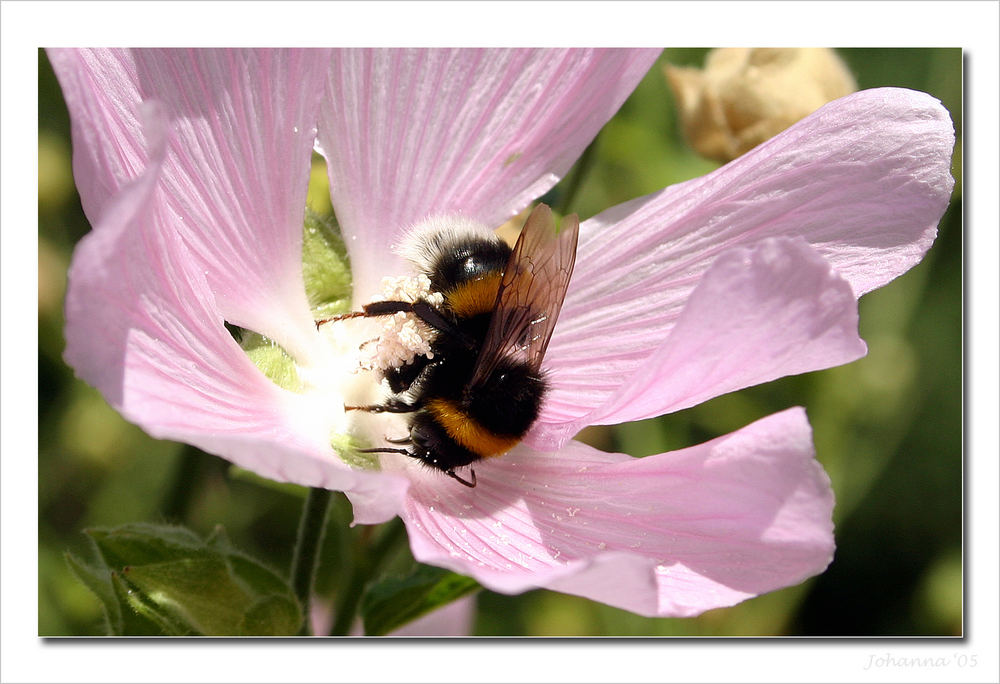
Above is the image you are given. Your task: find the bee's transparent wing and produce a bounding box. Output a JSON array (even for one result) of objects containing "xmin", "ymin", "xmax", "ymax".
[{"xmin": 468, "ymin": 204, "xmax": 579, "ymax": 389}]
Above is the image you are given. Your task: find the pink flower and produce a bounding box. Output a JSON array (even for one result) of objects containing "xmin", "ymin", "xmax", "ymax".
[{"xmin": 51, "ymin": 48, "xmax": 954, "ymax": 618}]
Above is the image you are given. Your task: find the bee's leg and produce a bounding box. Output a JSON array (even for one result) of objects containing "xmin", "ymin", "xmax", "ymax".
[
  {"xmin": 314, "ymin": 301, "xmax": 428, "ymax": 328},
  {"xmin": 362, "ymin": 300, "xmax": 472, "ymax": 342},
  {"xmin": 446, "ymin": 468, "xmax": 477, "ymax": 488},
  {"xmin": 357, "ymin": 299, "xmax": 417, "ymax": 316},
  {"xmin": 383, "ymin": 354, "xmax": 430, "ymax": 394},
  {"xmin": 344, "ymin": 397, "xmax": 417, "ymax": 413},
  {"xmin": 318, "ymin": 299, "xmax": 475, "ymax": 346},
  {"xmin": 314, "ymin": 310, "xmax": 366, "ymax": 328}
]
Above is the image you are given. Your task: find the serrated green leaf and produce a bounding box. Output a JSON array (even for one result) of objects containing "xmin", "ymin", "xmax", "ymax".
[{"xmin": 361, "ymin": 565, "xmax": 481, "ymax": 636}]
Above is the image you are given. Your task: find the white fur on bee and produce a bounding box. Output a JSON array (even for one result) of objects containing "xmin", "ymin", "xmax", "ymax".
[{"xmin": 396, "ymin": 215, "xmax": 501, "ymax": 274}]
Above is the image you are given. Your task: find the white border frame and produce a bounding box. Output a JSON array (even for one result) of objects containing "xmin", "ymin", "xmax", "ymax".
[{"xmin": 6, "ymin": 2, "xmax": 997, "ymax": 682}]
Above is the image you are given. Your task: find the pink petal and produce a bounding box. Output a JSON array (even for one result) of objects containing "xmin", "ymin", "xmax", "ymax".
[
  {"xmin": 401, "ymin": 408, "xmax": 834, "ymax": 618},
  {"xmin": 62, "ymin": 100, "xmax": 408, "ymax": 517},
  {"xmin": 542, "ymin": 87, "xmax": 953, "ymax": 429},
  {"xmin": 317, "ymin": 48, "xmax": 660, "ymax": 300},
  {"xmin": 46, "ymin": 49, "xmax": 147, "ymax": 220},
  {"xmin": 534, "ymin": 238, "xmax": 866, "ymax": 445},
  {"xmin": 49, "ymin": 48, "xmax": 332, "ymax": 362}
]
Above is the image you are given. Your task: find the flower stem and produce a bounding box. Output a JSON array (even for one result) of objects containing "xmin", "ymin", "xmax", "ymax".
[
  {"xmin": 329, "ymin": 518, "xmax": 407, "ymax": 636},
  {"xmin": 290, "ymin": 487, "xmax": 333, "ymax": 635}
]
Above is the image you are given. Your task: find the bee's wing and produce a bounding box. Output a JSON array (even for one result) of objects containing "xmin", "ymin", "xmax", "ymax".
[{"xmin": 468, "ymin": 204, "xmax": 579, "ymax": 389}]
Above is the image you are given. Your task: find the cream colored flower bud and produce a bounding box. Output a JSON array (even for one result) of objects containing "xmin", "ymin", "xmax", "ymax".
[{"xmin": 665, "ymin": 48, "xmax": 857, "ymax": 162}]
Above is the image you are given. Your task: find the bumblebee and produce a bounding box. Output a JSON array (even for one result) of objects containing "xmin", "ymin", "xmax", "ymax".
[{"xmin": 342, "ymin": 204, "xmax": 579, "ymax": 487}]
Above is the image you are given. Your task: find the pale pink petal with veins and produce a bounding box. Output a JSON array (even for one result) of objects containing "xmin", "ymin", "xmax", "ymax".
[
  {"xmin": 403, "ymin": 409, "xmax": 832, "ymax": 617},
  {"xmin": 317, "ymin": 48, "xmax": 660, "ymax": 299},
  {"xmin": 538, "ymin": 88, "xmax": 955, "ymax": 433}
]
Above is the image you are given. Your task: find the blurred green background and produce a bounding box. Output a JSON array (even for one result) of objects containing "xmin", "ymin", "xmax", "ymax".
[{"xmin": 38, "ymin": 48, "xmax": 962, "ymax": 636}]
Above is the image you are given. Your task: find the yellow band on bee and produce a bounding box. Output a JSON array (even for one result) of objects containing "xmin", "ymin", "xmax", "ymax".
[
  {"xmin": 426, "ymin": 397, "xmax": 520, "ymax": 458},
  {"xmin": 444, "ymin": 274, "xmax": 502, "ymax": 317}
]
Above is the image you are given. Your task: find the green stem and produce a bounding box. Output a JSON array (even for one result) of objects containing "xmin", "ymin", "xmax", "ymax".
[
  {"xmin": 290, "ymin": 487, "xmax": 333, "ymax": 635},
  {"xmin": 329, "ymin": 518, "xmax": 407, "ymax": 636}
]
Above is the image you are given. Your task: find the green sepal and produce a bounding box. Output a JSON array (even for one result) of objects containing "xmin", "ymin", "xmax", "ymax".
[
  {"xmin": 360, "ymin": 564, "xmax": 481, "ymax": 636},
  {"xmin": 72, "ymin": 523, "xmax": 302, "ymax": 636},
  {"xmin": 302, "ymin": 209, "xmax": 353, "ymax": 319},
  {"xmin": 64, "ymin": 548, "xmax": 170, "ymax": 635},
  {"xmin": 65, "ymin": 551, "xmax": 131, "ymax": 635},
  {"xmin": 112, "ymin": 570, "xmax": 192, "ymax": 635},
  {"xmin": 64, "ymin": 551, "xmax": 118, "ymax": 633},
  {"xmin": 239, "ymin": 330, "xmax": 301, "ymax": 392},
  {"xmin": 334, "ymin": 431, "xmax": 381, "ymax": 471}
]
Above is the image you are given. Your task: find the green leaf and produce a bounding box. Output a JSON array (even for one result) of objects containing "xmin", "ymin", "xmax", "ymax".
[
  {"xmin": 360, "ymin": 565, "xmax": 481, "ymax": 636},
  {"xmin": 74, "ymin": 523, "xmax": 303, "ymax": 636}
]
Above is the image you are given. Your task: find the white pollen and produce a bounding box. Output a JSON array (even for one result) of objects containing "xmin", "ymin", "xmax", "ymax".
[{"xmin": 357, "ymin": 274, "xmax": 444, "ymax": 373}]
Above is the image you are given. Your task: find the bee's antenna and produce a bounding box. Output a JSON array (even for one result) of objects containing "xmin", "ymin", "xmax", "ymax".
[{"xmin": 447, "ymin": 468, "xmax": 477, "ymax": 488}]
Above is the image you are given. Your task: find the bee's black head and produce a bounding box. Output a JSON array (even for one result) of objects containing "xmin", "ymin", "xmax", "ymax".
[{"xmin": 428, "ymin": 237, "xmax": 511, "ymax": 293}]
